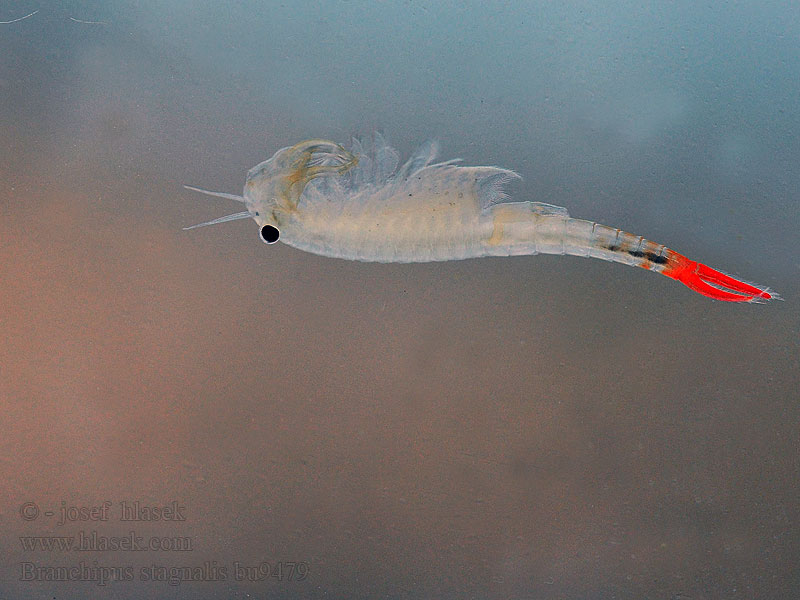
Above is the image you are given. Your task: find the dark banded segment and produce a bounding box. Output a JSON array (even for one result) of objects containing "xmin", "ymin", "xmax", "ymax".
[{"xmin": 585, "ymin": 222, "xmax": 669, "ymax": 270}]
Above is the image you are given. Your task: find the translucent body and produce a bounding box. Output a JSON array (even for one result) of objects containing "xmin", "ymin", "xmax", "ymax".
[
  {"xmin": 185, "ymin": 136, "xmax": 775, "ymax": 302},
  {"xmin": 242, "ymin": 136, "xmax": 638, "ymax": 264}
]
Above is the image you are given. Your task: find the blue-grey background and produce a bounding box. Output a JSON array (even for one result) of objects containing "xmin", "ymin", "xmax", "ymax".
[{"xmin": 1, "ymin": 1, "xmax": 798, "ymax": 598}]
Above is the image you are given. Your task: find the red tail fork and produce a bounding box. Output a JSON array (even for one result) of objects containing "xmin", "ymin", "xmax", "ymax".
[{"xmin": 662, "ymin": 253, "xmax": 775, "ymax": 303}]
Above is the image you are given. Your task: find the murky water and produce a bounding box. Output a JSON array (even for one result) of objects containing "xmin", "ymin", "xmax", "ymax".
[{"xmin": 2, "ymin": 2, "xmax": 798, "ymax": 598}]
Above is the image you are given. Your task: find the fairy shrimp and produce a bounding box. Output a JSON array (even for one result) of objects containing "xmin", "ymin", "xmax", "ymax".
[{"xmin": 184, "ymin": 135, "xmax": 776, "ymax": 303}]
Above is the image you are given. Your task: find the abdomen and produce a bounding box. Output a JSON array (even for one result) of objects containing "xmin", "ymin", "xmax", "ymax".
[{"xmin": 283, "ymin": 192, "xmax": 494, "ymax": 262}]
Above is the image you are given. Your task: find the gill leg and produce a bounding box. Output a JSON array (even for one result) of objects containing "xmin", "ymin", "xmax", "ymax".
[
  {"xmin": 281, "ymin": 140, "xmax": 358, "ymax": 209},
  {"xmin": 288, "ymin": 139, "xmax": 358, "ymax": 176}
]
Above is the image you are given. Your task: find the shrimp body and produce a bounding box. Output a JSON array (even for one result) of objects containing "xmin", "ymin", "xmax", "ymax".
[{"xmin": 185, "ymin": 136, "xmax": 776, "ymax": 303}]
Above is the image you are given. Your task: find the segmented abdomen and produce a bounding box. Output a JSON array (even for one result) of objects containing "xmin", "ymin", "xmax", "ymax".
[{"xmin": 285, "ymin": 199, "xmax": 774, "ymax": 302}]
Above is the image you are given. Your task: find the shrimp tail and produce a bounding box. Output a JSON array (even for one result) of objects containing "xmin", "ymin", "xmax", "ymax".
[
  {"xmin": 661, "ymin": 252, "xmax": 777, "ymax": 303},
  {"xmin": 559, "ymin": 218, "xmax": 778, "ymax": 303}
]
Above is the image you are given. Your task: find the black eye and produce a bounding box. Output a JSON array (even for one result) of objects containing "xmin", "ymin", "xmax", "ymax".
[{"xmin": 260, "ymin": 225, "xmax": 280, "ymax": 244}]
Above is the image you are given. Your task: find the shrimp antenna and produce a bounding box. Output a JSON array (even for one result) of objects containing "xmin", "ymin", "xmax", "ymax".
[
  {"xmin": 183, "ymin": 185, "xmax": 250, "ymax": 230},
  {"xmin": 0, "ymin": 10, "xmax": 39, "ymax": 24},
  {"xmin": 183, "ymin": 185, "xmax": 245, "ymax": 203},
  {"xmin": 183, "ymin": 211, "xmax": 252, "ymax": 230}
]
